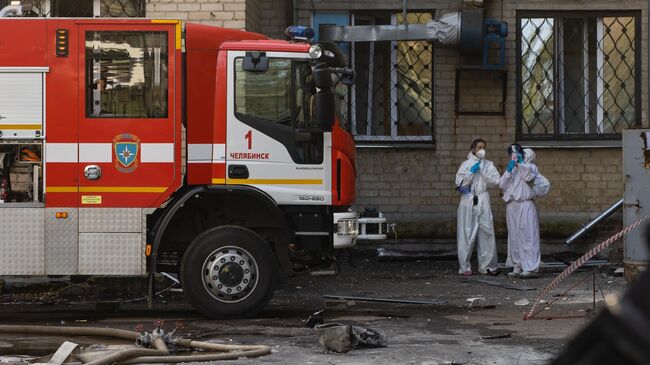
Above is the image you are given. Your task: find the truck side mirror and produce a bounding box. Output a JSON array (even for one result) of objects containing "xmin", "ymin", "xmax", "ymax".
[
  {"xmin": 312, "ymin": 63, "xmax": 332, "ymax": 89},
  {"xmin": 242, "ymin": 51, "xmax": 268, "ymax": 72},
  {"xmin": 315, "ymin": 91, "xmax": 335, "ymax": 130}
]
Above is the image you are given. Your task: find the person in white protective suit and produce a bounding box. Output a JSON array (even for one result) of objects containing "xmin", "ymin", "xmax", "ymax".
[
  {"xmin": 499, "ymin": 144, "xmax": 547, "ymax": 278},
  {"xmin": 524, "ymin": 148, "xmax": 551, "ymax": 198},
  {"xmin": 455, "ymin": 139, "xmax": 501, "ymax": 276}
]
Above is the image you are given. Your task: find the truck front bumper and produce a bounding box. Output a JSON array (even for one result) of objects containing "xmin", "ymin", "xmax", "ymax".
[{"xmin": 333, "ymin": 211, "xmax": 391, "ymax": 249}]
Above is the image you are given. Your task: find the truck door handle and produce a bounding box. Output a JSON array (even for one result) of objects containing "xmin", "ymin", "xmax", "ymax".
[
  {"xmin": 228, "ymin": 165, "xmax": 249, "ymax": 179},
  {"xmin": 84, "ymin": 165, "xmax": 102, "ymax": 180}
]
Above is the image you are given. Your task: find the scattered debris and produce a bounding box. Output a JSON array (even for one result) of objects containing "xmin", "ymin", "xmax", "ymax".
[
  {"xmin": 460, "ymin": 278, "xmax": 536, "ymax": 291},
  {"xmin": 466, "ymin": 297, "xmax": 485, "ymax": 309},
  {"xmin": 514, "ymin": 299, "xmax": 530, "ymax": 306},
  {"xmin": 376, "ymin": 248, "xmax": 456, "ymax": 262},
  {"xmin": 324, "ymin": 299, "xmax": 356, "ymax": 310},
  {"xmin": 553, "ymin": 293, "xmax": 575, "ymax": 298},
  {"xmin": 314, "ymin": 323, "xmax": 387, "ymax": 353},
  {"xmin": 481, "ymin": 334, "xmax": 512, "ymax": 340},
  {"xmin": 310, "ymin": 268, "xmax": 338, "ymax": 276},
  {"xmin": 613, "ymin": 268, "xmax": 624, "ymax": 277},
  {"xmin": 160, "ymin": 272, "xmax": 179, "ymax": 285},
  {"xmin": 49, "ymin": 341, "xmax": 78, "ymax": 365},
  {"xmin": 306, "ymin": 310, "xmax": 325, "ymax": 329},
  {"xmin": 498, "ymin": 260, "xmax": 609, "ymax": 270},
  {"xmin": 466, "ymin": 296, "xmax": 495, "ymax": 310},
  {"xmin": 0, "ymin": 356, "xmax": 34, "ymax": 364},
  {"xmin": 323, "ymin": 295, "xmax": 446, "ymax": 305}
]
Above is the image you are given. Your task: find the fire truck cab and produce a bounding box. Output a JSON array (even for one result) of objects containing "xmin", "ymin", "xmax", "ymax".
[{"xmin": 0, "ymin": 15, "xmax": 388, "ymax": 318}]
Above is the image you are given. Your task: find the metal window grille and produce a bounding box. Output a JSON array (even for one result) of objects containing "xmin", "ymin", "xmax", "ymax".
[
  {"xmin": 0, "ymin": 0, "xmax": 145, "ymax": 17},
  {"xmin": 346, "ymin": 12, "xmax": 434, "ymax": 144},
  {"xmin": 517, "ymin": 12, "xmax": 641, "ymax": 140}
]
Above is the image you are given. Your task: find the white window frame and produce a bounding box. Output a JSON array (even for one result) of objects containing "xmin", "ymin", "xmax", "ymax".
[
  {"xmin": 558, "ymin": 18, "xmax": 607, "ymax": 135},
  {"xmin": 350, "ymin": 13, "xmax": 434, "ymax": 143}
]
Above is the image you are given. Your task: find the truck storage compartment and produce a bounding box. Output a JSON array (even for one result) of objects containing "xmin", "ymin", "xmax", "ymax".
[
  {"xmin": 0, "ymin": 141, "xmax": 43, "ymax": 203},
  {"xmin": 0, "ymin": 67, "xmax": 48, "ymax": 139}
]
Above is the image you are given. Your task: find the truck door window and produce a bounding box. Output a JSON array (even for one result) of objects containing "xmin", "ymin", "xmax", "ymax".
[
  {"xmin": 85, "ymin": 31, "xmax": 168, "ymax": 118},
  {"xmin": 234, "ymin": 57, "xmax": 323, "ymax": 165},
  {"xmin": 234, "ymin": 59, "xmax": 317, "ymax": 128},
  {"xmin": 234, "ymin": 58, "xmax": 292, "ymax": 124}
]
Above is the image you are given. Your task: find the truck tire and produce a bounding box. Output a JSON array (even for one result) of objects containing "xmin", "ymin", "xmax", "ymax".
[{"xmin": 181, "ymin": 226, "xmax": 276, "ymax": 318}]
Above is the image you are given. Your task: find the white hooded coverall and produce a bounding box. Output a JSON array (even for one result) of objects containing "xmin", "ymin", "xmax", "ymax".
[
  {"xmin": 499, "ymin": 154, "xmax": 541, "ymax": 273},
  {"xmin": 456, "ymin": 152, "xmax": 500, "ymax": 274}
]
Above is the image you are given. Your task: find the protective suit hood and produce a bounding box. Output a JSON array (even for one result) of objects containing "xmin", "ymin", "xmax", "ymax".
[
  {"xmin": 467, "ymin": 151, "xmax": 480, "ymax": 162},
  {"xmin": 524, "ymin": 148, "xmax": 536, "ymax": 164}
]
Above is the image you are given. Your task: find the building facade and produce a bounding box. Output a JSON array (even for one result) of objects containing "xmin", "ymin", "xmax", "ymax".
[
  {"xmin": 3, "ymin": 0, "xmax": 643, "ymax": 241},
  {"xmin": 292, "ymin": 0, "xmax": 644, "ymax": 241}
]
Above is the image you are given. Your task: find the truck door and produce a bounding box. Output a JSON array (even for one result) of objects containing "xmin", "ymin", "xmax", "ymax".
[
  {"xmin": 226, "ymin": 51, "xmax": 331, "ymax": 205},
  {"xmin": 76, "ymin": 23, "xmax": 179, "ymax": 274},
  {"xmin": 78, "ymin": 24, "xmax": 178, "ymax": 207}
]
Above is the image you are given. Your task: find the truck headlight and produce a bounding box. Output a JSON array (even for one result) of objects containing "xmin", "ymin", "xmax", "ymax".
[
  {"xmin": 309, "ymin": 44, "xmax": 323, "ymax": 59},
  {"xmin": 337, "ymin": 218, "xmax": 358, "ymax": 235}
]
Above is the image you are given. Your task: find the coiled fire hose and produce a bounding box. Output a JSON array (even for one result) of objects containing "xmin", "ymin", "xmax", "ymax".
[{"xmin": 0, "ymin": 324, "xmax": 272, "ymax": 364}]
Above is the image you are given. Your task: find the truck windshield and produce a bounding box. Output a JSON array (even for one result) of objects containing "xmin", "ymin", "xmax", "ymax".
[{"xmin": 234, "ymin": 58, "xmax": 317, "ymax": 129}]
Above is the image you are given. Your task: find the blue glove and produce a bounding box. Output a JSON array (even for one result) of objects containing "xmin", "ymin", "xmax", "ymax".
[
  {"xmin": 470, "ymin": 162, "xmax": 481, "ymax": 174},
  {"xmin": 506, "ymin": 160, "xmax": 516, "ymax": 173}
]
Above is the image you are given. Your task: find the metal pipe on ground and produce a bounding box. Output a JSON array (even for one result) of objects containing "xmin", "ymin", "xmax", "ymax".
[{"xmin": 565, "ymin": 199, "xmax": 623, "ymax": 246}]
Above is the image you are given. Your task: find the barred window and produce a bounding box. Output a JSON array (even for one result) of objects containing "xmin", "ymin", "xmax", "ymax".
[
  {"xmin": 0, "ymin": 0, "xmax": 144, "ymax": 17},
  {"xmin": 348, "ymin": 12, "xmax": 433, "ymax": 144},
  {"xmin": 517, "ymin": 12, "xmax": 640, "ymax": 140}
]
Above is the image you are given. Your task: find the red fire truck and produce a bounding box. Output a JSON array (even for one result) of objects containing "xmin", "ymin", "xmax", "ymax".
[{"xmin": 0, "ymin": 9, "xmax": 388, "ymax": 317}]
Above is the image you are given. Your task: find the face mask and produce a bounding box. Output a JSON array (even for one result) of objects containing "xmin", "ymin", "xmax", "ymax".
[{"xmin": 476, "ymin": 149, "xmax": 486, "ymax": 159}]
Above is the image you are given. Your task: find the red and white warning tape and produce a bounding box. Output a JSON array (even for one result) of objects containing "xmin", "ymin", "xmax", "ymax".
[{"xmin": 524, "ymin": 213, "xmax": 650, "ymax": 320}]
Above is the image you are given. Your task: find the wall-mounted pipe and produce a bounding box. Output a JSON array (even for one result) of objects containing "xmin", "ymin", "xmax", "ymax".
[
  {"xmin": 320, "ymin": 10, "xmax": 484, "ymax": 57},
  {"xmin": 0, "ymin": 5, "xmax": 22, "ymax": 17},
  {"xmin": 565, "ymin": 199, "xmax": 624, "ymax": 246}
]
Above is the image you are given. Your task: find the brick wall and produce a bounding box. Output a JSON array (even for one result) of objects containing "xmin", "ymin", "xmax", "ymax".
[
  {"xmin": 245, "ymin": 0, "xmax": 261, "ymax": 32},
  {"xmin": 146, "ymin": 0, "xmax": 247, "ymax": 29},
  {"xmin": 145, "ymin": 0, "xmax": 286, "ymax": 36},
  {"xmin": 283, "ymin": 0, "xmax": 647, "ymax": 238},
  {"xmin": 259, "ymin": 0, "xmax": 290, "ymax": 39}
]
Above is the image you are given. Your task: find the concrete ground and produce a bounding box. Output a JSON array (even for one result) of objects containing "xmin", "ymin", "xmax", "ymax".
[{"xmin": 0, "ymin": 247, "xmax": 628, "ymax": 365}]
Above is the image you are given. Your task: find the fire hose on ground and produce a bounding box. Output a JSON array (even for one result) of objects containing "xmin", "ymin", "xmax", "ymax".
[{"xmin": 0, "ymin": 324, "xmax": 272, "ymax": 364}]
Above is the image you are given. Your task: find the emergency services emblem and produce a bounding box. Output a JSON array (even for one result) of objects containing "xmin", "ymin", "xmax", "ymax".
[{"xmin": 113, "ymin": 133, "xmax": 140, "ymax": 173}]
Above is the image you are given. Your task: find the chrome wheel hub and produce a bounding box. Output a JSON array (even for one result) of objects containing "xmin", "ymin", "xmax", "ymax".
[{"xmin": 202, "ymin": 246, "xmax": 258, "ymax": 303}]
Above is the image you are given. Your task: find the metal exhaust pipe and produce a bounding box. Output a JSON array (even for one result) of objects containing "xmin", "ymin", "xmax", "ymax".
[
  {"xmin": 0, "ymin": 4, "xmax": 23, "ymax": 17},
  {"xmin": 565, "ymin": 198, "xmax": 624, "ymax": 246}
]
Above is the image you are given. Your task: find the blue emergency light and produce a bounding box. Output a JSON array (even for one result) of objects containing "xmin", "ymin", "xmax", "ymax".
[{"xmin": 285, "ymin": 25, "xmax": 315, "ymax": 41}]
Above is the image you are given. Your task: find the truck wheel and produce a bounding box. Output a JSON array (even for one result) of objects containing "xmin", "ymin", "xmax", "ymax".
[{"xmin": 181, "ymin": 226, "xmax": 276, "ymax": 318}]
